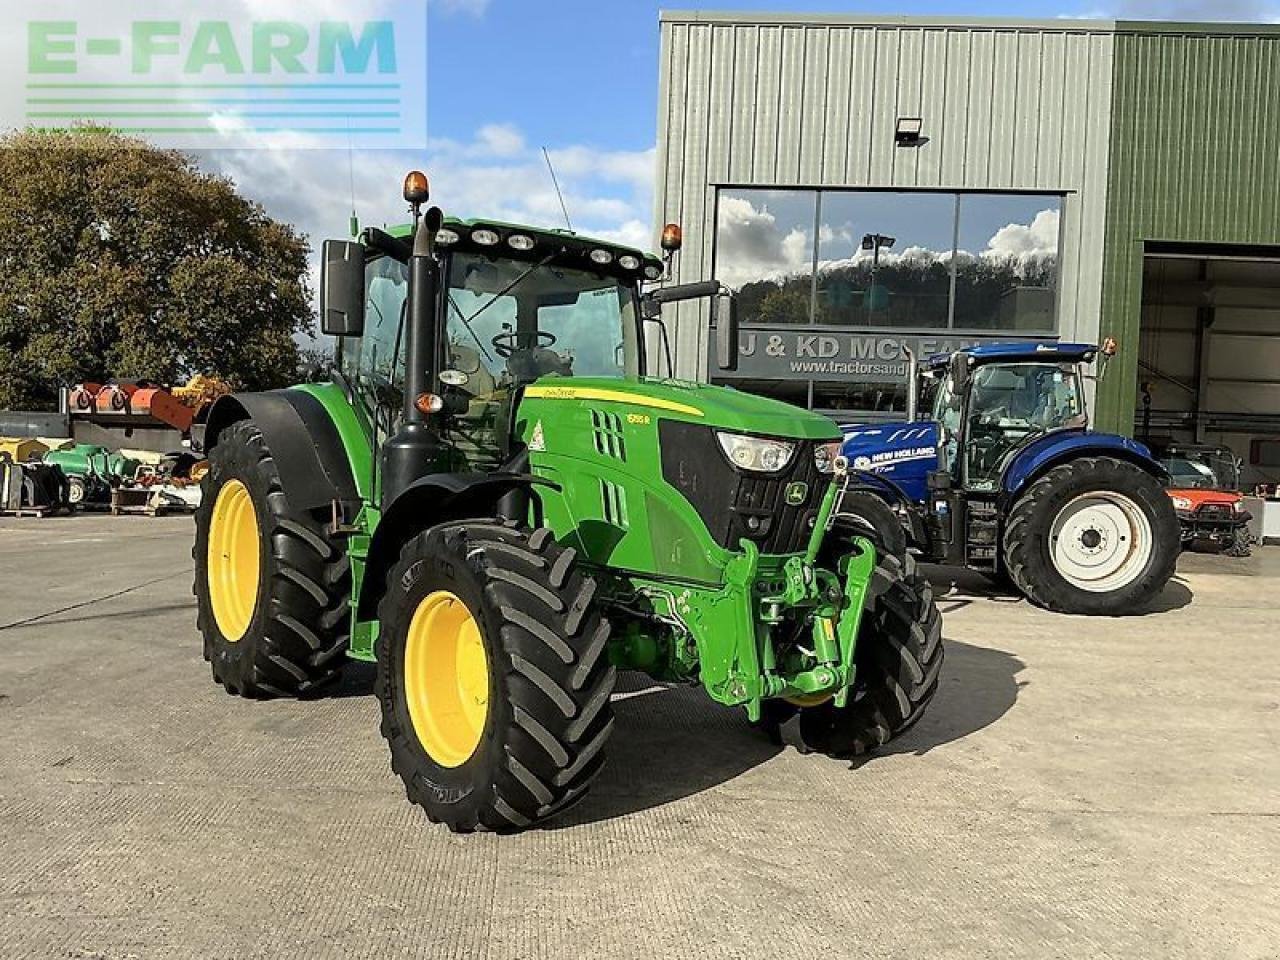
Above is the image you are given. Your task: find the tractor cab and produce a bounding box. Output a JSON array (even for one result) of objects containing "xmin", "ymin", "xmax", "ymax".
[
  {"xmin": 922, "ymin": 342, "xmax": 1100, "ymax": 491},
  {"xmin": 326, "ymin": 212, "xmax": 663, "ymax": 485}
]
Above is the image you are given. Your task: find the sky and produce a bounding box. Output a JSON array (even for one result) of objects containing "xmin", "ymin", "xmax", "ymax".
[{"xmin": 192, "ymin": 0, "xmax": 1280, "ymax": 309}]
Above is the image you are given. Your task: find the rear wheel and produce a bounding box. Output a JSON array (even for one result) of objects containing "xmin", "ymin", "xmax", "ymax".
[
  {"xmin": 1003, "ymin": 457, "xmax": 1179, "ymax": 615},
  {"xmin": 376, "ymin": 521, "xmax": 615, "ymax": 832},
  {"xmin": 761, "ymin": 548, "xmax": 944, "ymax": 757},
  {"xmin": 193, "ymin": 419, "xmax": 351, "ymax": 696}
]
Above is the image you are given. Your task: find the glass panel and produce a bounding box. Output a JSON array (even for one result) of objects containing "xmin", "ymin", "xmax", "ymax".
[
  {"xmin": 954, "ymin": 195, "xmax": 1061, "ymax": 331},
  {"xmin": 964, "ymin": 362, "xmax": 1085, "ymax": 489},
  {"xmin": 349, "ymin": 256, "xmax": 410, "ymax": 415},
  {"xmin": 811, "ymin": 379, "xmax": 908, "ymax": 414},
  {"xmin": 815, "ymin": 192, "xmax": 956, "ymax": 329},
  {"xmin": 444, "ymin": 252, "xmax": 638, "ymax": 470},
  {"xmin": 714, "ymin": 189, "xmax": 817, "ymax": 324}
]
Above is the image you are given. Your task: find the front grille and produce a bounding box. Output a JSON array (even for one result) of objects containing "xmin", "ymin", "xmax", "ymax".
[
  {"xmin": 1197, "ymin": 503, "xmax": 1233, "ymax": 520},
  {"xmin": 658, "ymin": 421, "xmax": 825, "ymax": 555}
]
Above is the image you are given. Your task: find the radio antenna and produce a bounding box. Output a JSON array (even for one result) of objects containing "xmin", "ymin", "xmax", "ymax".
[{"xmin": 542, "ymin": 146, "xmax": 573, "ymax": 231}]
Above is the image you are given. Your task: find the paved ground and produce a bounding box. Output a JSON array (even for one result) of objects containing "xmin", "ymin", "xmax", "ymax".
[{"xmin": 0, "ymin": 514, "xmax": 1276, "ymax": 960}]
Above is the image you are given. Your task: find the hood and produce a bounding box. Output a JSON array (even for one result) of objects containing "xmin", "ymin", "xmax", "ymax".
[{"xmin": 528, "ymin": 376, "xmax": 842, "ymax": 441}]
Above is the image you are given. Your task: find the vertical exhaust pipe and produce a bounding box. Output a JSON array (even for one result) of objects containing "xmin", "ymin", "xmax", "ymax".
[{"xmin": 904, "ymin": 346, "xmax": 918, "ymax": 422}]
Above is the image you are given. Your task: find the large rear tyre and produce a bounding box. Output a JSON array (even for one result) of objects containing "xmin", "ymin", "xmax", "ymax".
[
  {"xmin": 1003, "ymin": 457, "xmax": 1179, "ymax": 615},
  {"xmin": 376, "ymin": 521, "xmax": 616, "ymax": 832},
  {"xmin": 761, "ymin": 549, "xmax": 944, "ymax": 757},
  {"xmin": 193, "ymin": 419, "xmax": 351, "ymax": 697}
]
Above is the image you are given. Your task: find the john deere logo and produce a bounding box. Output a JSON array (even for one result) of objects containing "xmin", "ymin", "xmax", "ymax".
[{"xmin": 785, "ymin": 482, "xmax": 808, "ymax": 506}]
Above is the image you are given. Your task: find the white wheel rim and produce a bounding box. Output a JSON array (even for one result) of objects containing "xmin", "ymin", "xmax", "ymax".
[{"xmin": 1048, "ymin": 491, "xmax": 1153, "ymax": 593}]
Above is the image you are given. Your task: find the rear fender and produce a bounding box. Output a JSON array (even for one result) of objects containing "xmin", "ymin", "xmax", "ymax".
[
  {"xmin": 1003, "ymin": 430, "xmax": 1170, "ymax": 497},
  {"xmin": 355, "ymin": 472, "xmax": 536, "ymax": 622},
  {"xmin": 200, "ymin": 391, "xmax": 359, "ymax": 512}
]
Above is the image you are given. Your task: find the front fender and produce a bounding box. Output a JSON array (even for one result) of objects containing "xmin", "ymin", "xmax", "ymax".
[
  {"xmin": 1003, "ymin": 430, "xmax": 1169, "ymax": 497},
  {"xmin": 356, "ymin": 472, "xmax": 534, "ymax": 623},
  {"xmin": 201, "ymin": 390, "xmax": 360, "ymax": 512}
]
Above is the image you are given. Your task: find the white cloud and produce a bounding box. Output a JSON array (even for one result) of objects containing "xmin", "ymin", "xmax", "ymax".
[
  {"xmin": 475, "ymin": 123, "xmax": 525, "ymax": 157},
  {"xmin": 983, "ymin": 209, "xmax": 1060, "ymax": 261},
  {"xmin": 198, "ymin": 123, "xmax": 657, "ymax": 342}
]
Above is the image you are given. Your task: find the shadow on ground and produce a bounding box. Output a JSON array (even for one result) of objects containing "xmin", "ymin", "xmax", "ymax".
[
  {"xmin": 555, "ymin": 637, "xmax": 1023, "ymax": 827},
  {"xmin": 316, "ymin": 630, "xmax": 1024, "ymax": 827},
  {"xmin": 923, "ymin": 564, "xmax": 1194, "ymax": 616}
]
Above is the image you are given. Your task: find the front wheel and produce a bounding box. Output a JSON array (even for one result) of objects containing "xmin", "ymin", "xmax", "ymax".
[
  {"xmin": 1223, "ymin": 526, "xmax": 1252, "ymax": 558},
  {"xmin": 1003, "ymin": 457, "xmax": 1180, "ymax": 615},
  {"xmin": 760, "ymin": 548, "xmax": 944, "ymax": 757},
  {"xmin": 376, "ymin": 521, "xmax": 616, "ymax": 832}
]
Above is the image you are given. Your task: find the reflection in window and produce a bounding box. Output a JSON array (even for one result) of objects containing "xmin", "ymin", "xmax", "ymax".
[
  {"xmin": 715, "ymin": 190, "xmax": 816, "ymax": 325},
  {"xmin": 712, "ymin": 188, "xmax": 1061, "ymax": 334},
  {"xmin": 811, "ymin": 380, "xmax": 908, "ymax": 414},
  {"xmin": 815, "ymin": 192, "xmax": 955, "ymax": 329},
  {"xmin": 953, "ymin": 195, "xmax": 1060, "ymax": 331}
]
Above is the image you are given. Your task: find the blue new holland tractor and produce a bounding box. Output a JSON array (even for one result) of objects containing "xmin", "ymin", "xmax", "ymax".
[{"xmin": 837, "ymin": 342, "xmax": 1180, "ymax": 615}]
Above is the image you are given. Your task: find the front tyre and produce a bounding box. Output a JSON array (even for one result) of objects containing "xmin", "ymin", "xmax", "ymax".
[
  {"xmin": 762, "ymin": 549, "xmax": 944, "ymax": 757},
  {"xmin": 1003, "ymin": 457, "xmax": 1179, "ymax": 615},
  {"xmin": 376, "ymin": 521, "xmax": 616, "ymax": 832},
  {"xmin": 193, "ymin": 419, "xmax": 351, "ymax": 697}
]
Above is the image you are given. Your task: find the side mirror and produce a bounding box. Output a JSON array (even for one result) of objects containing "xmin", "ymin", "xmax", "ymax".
[
  {"xmin": 714, "ymin": 291, "xmax": 739, "ymax": 372},
  {"xmin": 949, "ymin": 351, "xmax": 971, "ymax": 393},
  {"xmin": 320, "ymin": 239, "xmax": 366, "ymax": 337}
]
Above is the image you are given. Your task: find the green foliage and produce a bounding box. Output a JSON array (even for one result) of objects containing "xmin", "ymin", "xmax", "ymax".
[
  {"xmin": 0, "ymin": 128, "xmax": 314, "ymax": 410},
  {"xmin": 735, "ymin": 254, "xmax": 1057, "ymax": 330}
]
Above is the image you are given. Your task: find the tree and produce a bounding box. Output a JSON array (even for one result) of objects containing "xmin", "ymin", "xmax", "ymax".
[{"xmin": 0, "ymin": 128, "xmax": 314, "ymax": 410}]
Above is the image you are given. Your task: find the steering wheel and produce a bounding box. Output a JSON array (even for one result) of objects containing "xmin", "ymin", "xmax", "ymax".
[{"xmin": 492, "ymin": 329, "xmax": 557, "ymax": 359}]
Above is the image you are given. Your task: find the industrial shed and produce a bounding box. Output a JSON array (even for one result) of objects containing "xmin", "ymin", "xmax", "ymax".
[{"xmin": 655, "ymin": 11, "xmax": 1280, "ymax": 486}]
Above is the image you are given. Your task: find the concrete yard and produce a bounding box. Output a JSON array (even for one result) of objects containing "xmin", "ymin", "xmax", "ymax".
[{"xmin": 0, "ymin": 514, "xmax": 1276, "ymax": 960}]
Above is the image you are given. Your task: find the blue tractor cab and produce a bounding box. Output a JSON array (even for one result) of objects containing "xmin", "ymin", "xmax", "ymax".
[{"xmin": 839, "ymin": 341, "xmax": 1180, "ymax": 615}]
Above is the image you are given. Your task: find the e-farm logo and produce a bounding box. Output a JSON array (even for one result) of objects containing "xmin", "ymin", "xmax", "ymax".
[{"xmin": 14, "ymin": 2, "xmax": 426, "ymax": 149}]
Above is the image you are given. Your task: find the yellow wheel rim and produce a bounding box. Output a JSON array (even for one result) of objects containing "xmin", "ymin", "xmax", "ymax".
[
  {"xmin": 404, "ymin": 590, "xmax": 490, "ymax": 768},
  {"xmin": 206, "ymin": 479, "xmax": 261, "ymax": 643}
]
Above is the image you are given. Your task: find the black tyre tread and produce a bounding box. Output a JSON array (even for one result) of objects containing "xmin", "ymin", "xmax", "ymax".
[
  {"xmin": 376, "ymin": 522, "xmax": 615, "ymax": 832},
  {"xmin": 764, "ymin": 548, "xmax": 944, "ymax": 758},
  {"xmin": 1003, "ymin": 457, "xmax": 1180, "ymax": 615},
  {"xmin": 1224, "ymin": 527, "xmax": 1252, "ymax": 558},
  {"xmin": 193, "ymin": 419, "xmax": 351, "ymax": 697}
]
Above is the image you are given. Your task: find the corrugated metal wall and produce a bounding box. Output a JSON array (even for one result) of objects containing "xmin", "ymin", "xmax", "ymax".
[
  {"xmin": 1096, "ymin": 25, "xmax": 1280, "ymax": 434},
  {"xmin": 655, "ymin": 13, "xmax": 1116, "ymax": 380}
]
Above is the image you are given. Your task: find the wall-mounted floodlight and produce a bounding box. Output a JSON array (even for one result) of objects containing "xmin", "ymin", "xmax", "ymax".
[
  {"xmin": 895, "ymin": 117, "xmax": 926, "ymax": 147},
  {"xmin": 861, "ymin": 233, "xmax": 896, "ymax": 252}
]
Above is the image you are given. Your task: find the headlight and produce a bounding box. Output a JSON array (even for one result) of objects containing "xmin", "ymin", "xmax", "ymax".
[
  {"xmin": 589, "ymin": 249, "xmax": 614, "ymax": 265},
  {"xmin": 1171, "ymin": 495, "xmax": 1192, "ymax": 511},
  {"xmin": 508, "ymin": 233, "xmax": 535, "ymax": 251},
  {"xmin": 1232, "ymin": 499, "xmax": 1245, "ymax": 513},
  {"xmin": 814, "ymin": 441, "xmax": 840, "ymax": 474},
  {"xmin": 471, "ymin": 229, "xmax": 500, "ymax": 246},
  {"xmin": 716, "ymin": 432, "xmax": 795, "ymax": 473},
  {"xmin": 434, "ymin": 228, "xmax": 460, "ymax": 245},
  {"xmin": 618, "ymin": 254, "xmax": 641, "ymax": 270},
  {"xmin": 643, "ymin": 264, "xmax": 663, "ymax": 281}
]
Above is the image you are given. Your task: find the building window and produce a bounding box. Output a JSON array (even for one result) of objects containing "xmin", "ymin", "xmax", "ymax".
[
  {"xmin": 714, "ymin": 187, "xmax": 1062, "ymax": 333},
  {"xmin": 953, "ymin": 194, "xmax": 1061, "ymax": 331},
  {"xmin": 715, "ymin": 189, "xmax": 818, "ymax": 325},
  {"xmin": 816, "ymin": 192, "xmax": 956, "ymax": 329}
]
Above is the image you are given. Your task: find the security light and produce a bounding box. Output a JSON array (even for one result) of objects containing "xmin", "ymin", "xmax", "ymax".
[
  {"xmin": 895, "ymin": 117, "xmax": 925, "ymax": 147},
  {"xmin": 861, "ymin": 233, "xmax": 896, "ymax": 251}
]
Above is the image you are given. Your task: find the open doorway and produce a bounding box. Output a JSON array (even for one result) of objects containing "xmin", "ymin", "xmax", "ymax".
[{"xmin": 1136, "ymin": 243, "xmax": 1280, "ymax": 492}]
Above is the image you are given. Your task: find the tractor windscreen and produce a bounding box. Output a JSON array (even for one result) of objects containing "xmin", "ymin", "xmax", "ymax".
[
  {"xmin": 444, "ymin": 253, "xmax": 640, "ymax": 386},
  {"xmin": 442, "ymin": 252, "xmax": 641, "ymax": 471},
  {"xmin": 964, "ymin": 362, "xmax": 1086, "ymax": 488}
]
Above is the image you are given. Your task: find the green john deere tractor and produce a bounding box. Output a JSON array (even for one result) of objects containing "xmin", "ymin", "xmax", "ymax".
[{"xmin": 193, "ymin": 172, "xmax": 943, "ymax": 832}]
